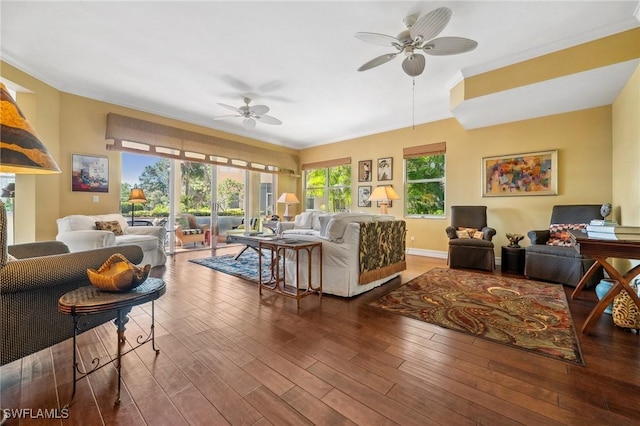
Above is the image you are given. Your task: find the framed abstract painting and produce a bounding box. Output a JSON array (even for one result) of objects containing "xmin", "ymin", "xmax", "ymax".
[{"xmin": 482, "ymin": 150, "xmax": 557, "ymax": 197}]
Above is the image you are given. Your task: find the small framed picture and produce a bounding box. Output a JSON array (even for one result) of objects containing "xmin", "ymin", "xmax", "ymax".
[
  {"xmin": 358, "ymin": 160, "xmax": 372, "ymax": 182},
  {"xmin": 377, "ymin": 157, "xmax": 392, "ymax": 181},
  {"xmin": 71, "ymin": 154, "xmax": 109, "ymax": 192},
  {"xmin": 377, "ymin": 200, "xmax": 392, "ymax": 208},
  {"xmin": 358, "ymin": 186, "xmax": 372, "ymax": 207}
]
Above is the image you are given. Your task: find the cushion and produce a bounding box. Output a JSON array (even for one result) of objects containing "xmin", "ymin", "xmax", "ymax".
[
  {"xmin": 294, "ymin": 211, "xmax": 314, "ymax": 229},
  {"xmin": 547, "ymin": 223, "xmax": 586, "ymax": 247},
  {"xmin": 325, "ymin": 213, "xmax": 376, "ymax": 242},
  {"xmin": 318, "ymin": 215, "xmax": 332, "ymax": 237},
  {"xmin": 457, "ymin": 227, "xmax": 483, "ymax": 239},
  {"xmin": 7, "ymin": 253, "xmax": 17, "ymax": 261},
  {"xmin": 95, "ymin": 220, "xmax": 124, "ymax": 236}
]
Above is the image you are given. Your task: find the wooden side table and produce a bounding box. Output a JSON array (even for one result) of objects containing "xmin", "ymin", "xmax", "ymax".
[
  {"xmin": 58, "ymin": 278, "xmax": 166, "ymax": 407},
  {"xmin": 501, "ymin": 246, "xmax": 525, "ymax": 275},
  {"xmin": 259, "ymin": 239, "xmax": 322, "ymax": 308}
]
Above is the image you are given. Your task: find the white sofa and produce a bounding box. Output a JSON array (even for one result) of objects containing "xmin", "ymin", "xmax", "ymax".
[
  {"xmin": 276, "ymin": 212, "xmax": 406, "ymax": 297},
  {"xmin": 56, "ymin": 213, "xmax": 167, "ymax": 267}
]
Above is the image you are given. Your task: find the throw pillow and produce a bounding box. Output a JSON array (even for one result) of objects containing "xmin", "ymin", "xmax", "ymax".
[
  {"xmin": 7, "ymin": 253, "xmax": 17, "ymax": 261},
  {"xmin": 294, "ymin": 211, "xmax": 314, "ymax": 229},
  {"xmin": 547, "ymin": 223, "xmax": 586, "ymax": 247},
  {"xmin": 318, "ymin": 215, "xmax": 332, "ymax": 237},
  {"xmin": 457, "ymin": 227, "xmax": 479, "ymax": 238},
  {"xmin": 456, "ymin": 230, "xmax": 471, "ymax": 239},
  {"xmin": 472, "ymin": 230, "xmax": 485, "ymax": 239},
  {"xmin": 95, "ymin": 220, "xmax": 124, "ymax": 236}
]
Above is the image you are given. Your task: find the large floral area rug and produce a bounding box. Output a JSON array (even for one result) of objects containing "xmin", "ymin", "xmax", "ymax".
[
  {"xmin": 372, "ymin": 268, "xmax": 584, "ymax": 365},
  {"xmin": 190, "ymin": 251, "xmax": 274, "ymax": 283}
]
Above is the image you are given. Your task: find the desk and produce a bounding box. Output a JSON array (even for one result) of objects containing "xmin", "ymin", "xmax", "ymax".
[
  {"xmin": 58, "ymin": 278, "xmax": 166, "ymax": 406},
  {"xmin": 570, "ymin": 234, "xmax": 640, "ymax": 334},
  {"xmin": 259, "ymin": 239, "xmax": 322, "ymax": 308}
]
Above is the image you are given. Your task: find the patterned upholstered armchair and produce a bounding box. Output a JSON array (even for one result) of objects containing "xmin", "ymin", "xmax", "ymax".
[{"xmin": 0, "ymin": 201, "xmax": 143, "ymax": 365}]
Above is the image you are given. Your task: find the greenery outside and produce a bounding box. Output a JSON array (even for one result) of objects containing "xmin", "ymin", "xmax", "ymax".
[{"xmin": 406, "ymin": 155, "xmax": 445, "ymax": 216}]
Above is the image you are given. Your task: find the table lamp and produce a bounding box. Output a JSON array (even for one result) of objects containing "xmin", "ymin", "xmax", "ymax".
[
  {"xmin": 368, "ymin": 185, "xmax": 400, "ymax": 214},
  {"xmin": 277, "ymin": 192, "xmax": 300, "ymax": 221},
  {"xmin": 128, "ymin": 186, "xmax": 147, "ymax": 224}
]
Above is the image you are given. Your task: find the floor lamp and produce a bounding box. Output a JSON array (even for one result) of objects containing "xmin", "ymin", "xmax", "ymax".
[
  {"xmin": 0, "ymin": 82, "xmax": 61, "ymax": 425},
  {"xmin": 128, "ymin": 186, "xmax": 147, "ymax": 225}
]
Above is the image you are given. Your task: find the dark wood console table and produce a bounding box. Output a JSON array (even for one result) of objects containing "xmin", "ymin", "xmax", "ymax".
[{"xmin": 570, "ymin": 233, "xmax": 640, "ymax": 334}]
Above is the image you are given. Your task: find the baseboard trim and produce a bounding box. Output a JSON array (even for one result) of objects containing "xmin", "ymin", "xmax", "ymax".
[{"xmin": 406, "ymin": 248, "xmax": 503, "ymax": 266}]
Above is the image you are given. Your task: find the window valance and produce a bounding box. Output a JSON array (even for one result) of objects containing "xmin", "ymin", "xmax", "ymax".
[
  {"xmin": 403, "ymin": 142, "xmax": 446, "ymax": 158},
  {"xmin": 301, "ymin": 157, "xmax": 351, "ymax": 170},
  {"xmin": 105, "ymin": 113, "xmax": 298, "ymax": 175}
]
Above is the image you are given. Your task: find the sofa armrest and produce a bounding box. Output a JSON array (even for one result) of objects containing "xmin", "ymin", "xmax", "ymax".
[
  {"xmin": 445, "ymin": 225, "xmax": 457, "ymax": 239},
  {"xmin": 125, "ymin": 225, "xmax": 166, "ymax": 244},
  {"xmin": 8, "ymin": 241, "xmax": 69, "ymax": 259},
  {"xmin": 0, "ymin": 245, "xmax": 143, "ymax": 294},
  {"xmin": 528, "ymin": 229, "xmax": 550, "ymax": 245},
  {"xmin": 56, "ymin": 230, "xmax": 116, "ymax": 251},
  {"xmin": 276, "ymin": 222, "xmax": 295, "ymax": 235},
  {"xmin": 482, "ymin": 226, "xmax": 497, "ymax": 241}
]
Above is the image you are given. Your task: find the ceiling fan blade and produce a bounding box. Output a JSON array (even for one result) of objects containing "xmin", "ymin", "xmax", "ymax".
[
  {"xmin": 243, "ymin": 118, "xmax": 256, "ymax": 129},
  {"xmin": 423, "ymin": 37, "xmax": 478, "ymax": 56},
  {"xmin": 402, "ymin": 54, "xmax": 426, "ymax": 77},
  {"xmin": 256, "ymin": 115, "xmax": 282, "ymax": 125},
  {"xmin": 355, "ymin": 32, "xmax": 399, "ymax": 47},
  {"xmin": 250, "ymin": 104, "xmax": 270, "ymax": 115},
  {"xmin": 357, "ymin": 52, "xmax": 398, "ymax": 71},
  {"xmin": 410, "ymin": 7, "xmax": 452, "ymax": 43},
  {"xmin": 213, "ymin": 114, "xmax": 242, "ymax": 119},
  {"xmin": 217, "ymin": 103, "xmax": 241, "ymax": 113}
]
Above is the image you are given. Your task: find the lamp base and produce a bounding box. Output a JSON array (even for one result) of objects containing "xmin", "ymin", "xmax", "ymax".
[{"xmin": 379, "ymin": 203, "xmax": 388, "ymax": 215}]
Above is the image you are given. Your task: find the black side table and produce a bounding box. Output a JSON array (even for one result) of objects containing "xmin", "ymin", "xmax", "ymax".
[
  {"xmin": 501, "ymin": 246, "xmax": 526, "ymax": 275},
  {"xmin": 58, "ymin": 278, "xmax": 166, "ymax": 407}
]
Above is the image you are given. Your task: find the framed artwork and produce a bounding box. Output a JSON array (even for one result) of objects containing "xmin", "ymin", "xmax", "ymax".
[
  {"xmin": 377, "ymin": 157, "xmax": 392, "ymax": 181},
  {"xmin": 358, "ymin": 160, "xmax": 372, "ymax": 182},
  {"xmin": 358, "ymin": 185, "xmax": 372, "ymax": 207},
  {"xmin": 377, "ymin": 200, "xmax": 392, "ymax": 208},
  {"xmin": 71, "ymin": 154, "xmax": 109, "ymax": 192},
  {"xmin": 482, "ymin": 150, "xmax": 557, "ymax": 197}
]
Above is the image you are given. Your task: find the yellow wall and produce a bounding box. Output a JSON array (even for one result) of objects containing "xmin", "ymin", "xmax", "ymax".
[
  {"xmin": 612, "ymin": 64, "xmax": 640, "ymax": 272},
  {"xmin": 612, "ymin": 64, "xmax": 640, "ymax": 226},
  {"xmin": 300, "ymin": 107, "xmax": 613, "ymax": 257}
]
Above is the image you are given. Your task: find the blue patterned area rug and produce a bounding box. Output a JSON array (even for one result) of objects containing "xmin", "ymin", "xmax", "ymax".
[{"xmin": 189, "ymin": 251, "xmax": 274, "ymax": 282}]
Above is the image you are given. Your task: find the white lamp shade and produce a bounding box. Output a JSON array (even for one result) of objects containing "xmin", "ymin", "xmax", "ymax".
[
  {"xmin": 368, "ymin": 185, "xmax": 400, "ymax": 214},
  {"xmin": 277, "ymin": 192, "xmax": 300, "ymax": 204}
]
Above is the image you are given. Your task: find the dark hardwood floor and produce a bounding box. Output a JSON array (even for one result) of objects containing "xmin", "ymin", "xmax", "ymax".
[{"xmin": 2, "ymin": 248, "xmax": 639, "ymax": 425}]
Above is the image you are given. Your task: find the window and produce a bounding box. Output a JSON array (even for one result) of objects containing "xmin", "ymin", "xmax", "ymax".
[
  {"xmin": 304, "ymin": 163, "xmax": 351, "ymax": 213},
  {"xmin": 404, "ymin": 143, "xmax": 446, "ymax": 217}
]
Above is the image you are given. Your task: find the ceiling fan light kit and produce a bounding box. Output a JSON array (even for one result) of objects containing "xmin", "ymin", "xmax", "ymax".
[
  {"xmin": 355, "ymin": 7, "xmax": 478, "ymax": 77},
  {"xmin": 215, "ymin": 97, "xmax": 282, "ymax": 129}
]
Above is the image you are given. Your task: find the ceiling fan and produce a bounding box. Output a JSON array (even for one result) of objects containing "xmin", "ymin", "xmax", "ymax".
[
  {"xmin": 355, "ymin": 7, "xmax": 478, "ymax": 77},
  {"xmin": 216, "ymin": 97, "xmax": 282, "ymax": 129}
]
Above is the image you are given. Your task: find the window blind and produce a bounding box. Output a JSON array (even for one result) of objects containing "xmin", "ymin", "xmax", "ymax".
[
  {"xmin": 105, "ymin": 113, "xmax": 298, "ymax": 175},
  {"xmin": 403, "ymin": 142, "xmax": 446, "ymax": 158},
  {"xmin": 301, "ymin": 157, "xmax": 351, "ymax": 170}
]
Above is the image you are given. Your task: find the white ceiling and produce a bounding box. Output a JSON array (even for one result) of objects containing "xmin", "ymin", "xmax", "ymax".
[{"xmin": 1, "ymin": 1, "xmax": 639, "ymax": 150}]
